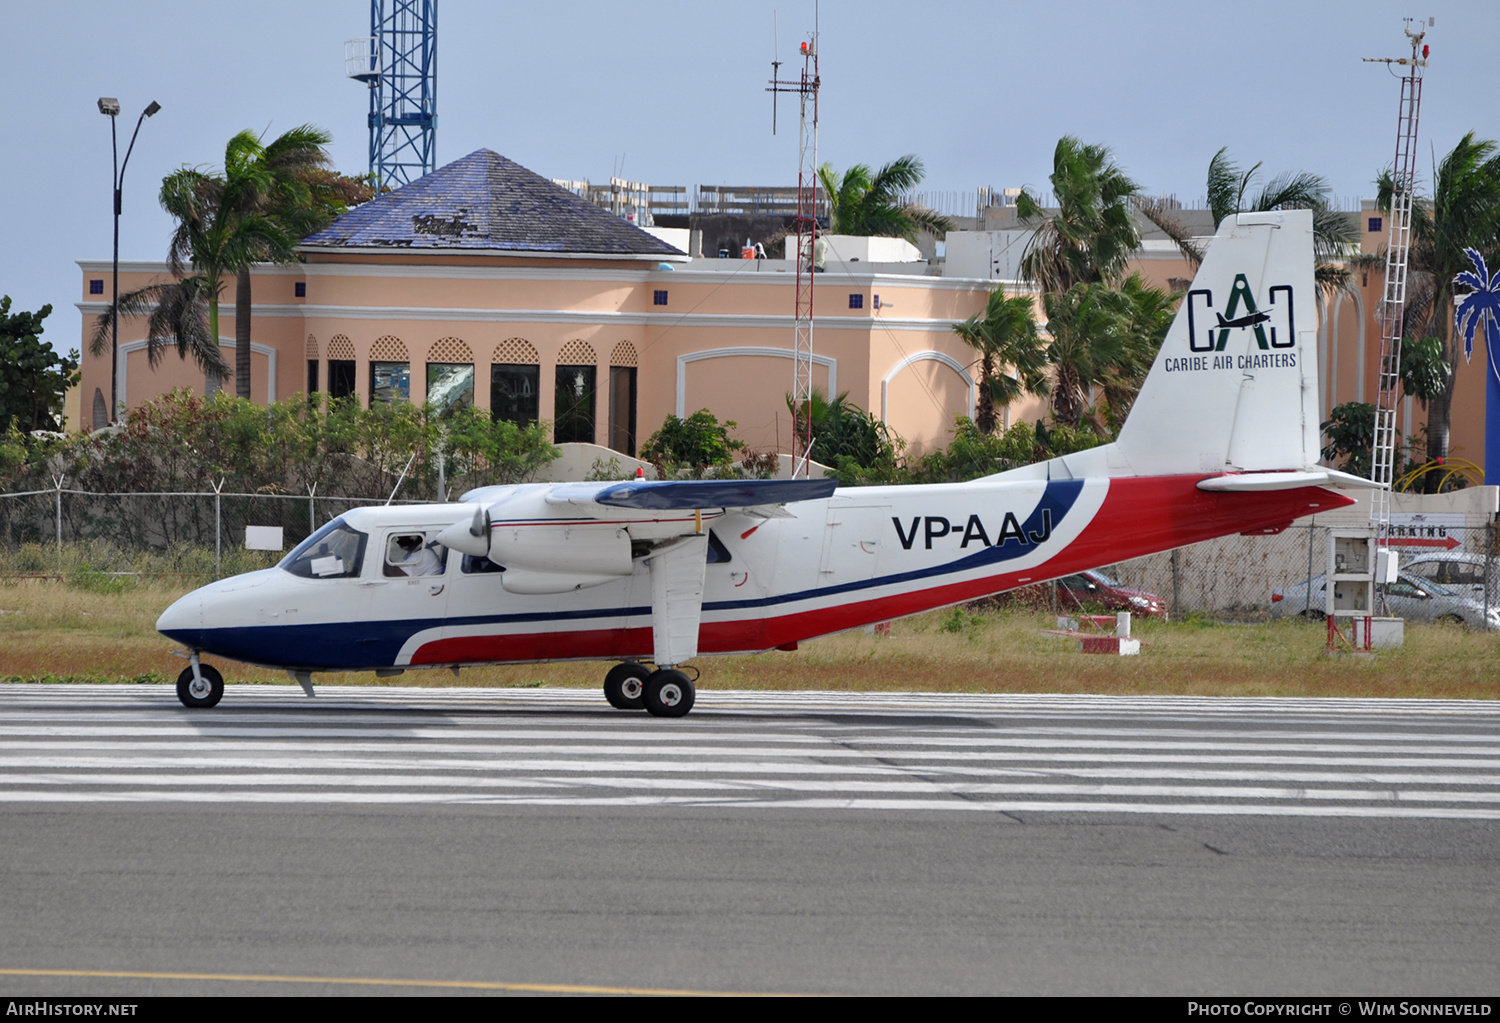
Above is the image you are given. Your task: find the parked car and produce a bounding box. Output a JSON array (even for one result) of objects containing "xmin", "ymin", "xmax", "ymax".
[
  {"xmin": 985, "ymin": 568, "xmax": 1167, "ymax": 617},
  {"xmin": 1271, "ymin": 570, "xmax": 1500, "ymax": 631},
  {"xmin": 1055, "ymin": 569, "xmax": 1168, "ymax": 618},
  {"xmin": 1397, "ymin": 551, "xmax": 1499, "ymax": 605}
]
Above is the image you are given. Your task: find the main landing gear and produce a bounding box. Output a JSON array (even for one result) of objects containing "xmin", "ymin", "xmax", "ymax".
[{"xmin": 602, "ymin": 663, "xmax": 696, "ymax": 718}]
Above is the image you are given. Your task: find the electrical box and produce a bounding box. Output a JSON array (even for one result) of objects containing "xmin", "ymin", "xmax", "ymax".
[
  {"xmin": 1334, "ymin": 536, "xmax": 1371, "ymax": 575},
  {"xmin": 1376, "ymin": 547, "xmax": 1400, "ymax": 584}
]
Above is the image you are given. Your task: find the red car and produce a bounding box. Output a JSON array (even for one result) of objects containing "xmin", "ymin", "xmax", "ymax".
[
  {"xmin": 1053, "ymin": 569, "xmax": 1168, "ymax": 618},
  {"xmin": 990, "ymin": 568, "xmax": 1168, "ymax": 618}
]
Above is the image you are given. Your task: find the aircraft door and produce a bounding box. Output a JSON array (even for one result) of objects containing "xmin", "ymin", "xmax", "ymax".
[
  {"xmin": 365, "ymin": 528, "xmax": 452, "ymax": 627},
  {"xmin": 819, "ymin": 504, "xmax": 889, "ymax": 587}
]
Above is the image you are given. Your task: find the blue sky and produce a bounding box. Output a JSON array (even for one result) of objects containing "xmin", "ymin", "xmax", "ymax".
[{"xmin": 4, "ymin": 1, "xmax": 1497, "ymax": 354}]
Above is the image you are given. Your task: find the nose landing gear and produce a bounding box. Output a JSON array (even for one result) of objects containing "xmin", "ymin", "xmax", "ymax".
[{"xmin": 176, "ymin": 656, "xmax": 224, "ymax": 709}]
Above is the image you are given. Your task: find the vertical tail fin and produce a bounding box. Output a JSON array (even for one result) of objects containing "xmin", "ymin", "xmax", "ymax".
[
  {"xmin": 986, "ymin": 209, "xmax": 1321, "ymax": 482},
  {"xmin": 1115, "ymin": 209, "xmax": 1320, "ymax": 475}
]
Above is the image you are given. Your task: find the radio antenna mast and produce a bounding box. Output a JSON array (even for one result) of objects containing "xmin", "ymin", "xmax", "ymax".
[
  {"xmin": 767, "ymin": 7, "xmax": 820, "ymax": 475},
  {"xmin": 1363, "ymin": 18, "xmax": 1431, "ymax": 538}
]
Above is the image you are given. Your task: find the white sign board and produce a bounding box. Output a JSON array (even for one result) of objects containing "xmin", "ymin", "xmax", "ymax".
[
  {"xmin": 1380, "ymin": 513, "xmax": 1465, "ymax": 551},
  {"xmin": 245, "ymin": 525, "xmax": 285, "ymax": 552}
]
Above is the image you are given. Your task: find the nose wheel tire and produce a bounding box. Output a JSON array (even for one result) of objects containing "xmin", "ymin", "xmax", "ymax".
[
  {"xmin": 603, "ymin": 663, "xmax": 652, "ymax": 710},
  {"xmin": 643, "ymin": 669, "xmax": 695, "ymax": 718},
  {"xmin": 176, "ymin": 664, "xmax": 225, "ymax": 709}
]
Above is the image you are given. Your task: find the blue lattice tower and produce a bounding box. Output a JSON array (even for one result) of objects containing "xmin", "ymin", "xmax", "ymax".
[{"xmin": 347, "ymin": 0, "xmax": 437, "ymax": 189}]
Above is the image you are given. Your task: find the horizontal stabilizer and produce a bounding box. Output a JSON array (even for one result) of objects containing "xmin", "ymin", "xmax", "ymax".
[
  {"xmin": 1197, "ymin": 469, "xmax": 1383, "ymax": 493},
  {"xmin": 547, "ymin": 477, "xmax": 837, "ymax": 511}
]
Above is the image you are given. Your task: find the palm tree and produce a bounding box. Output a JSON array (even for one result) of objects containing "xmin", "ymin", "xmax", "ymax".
[
  {"xmin": 816, "ymin": 155, "xmax": 953, "ymax": 242},
  {"xmin": 1205, "ymin": 148, "xmax": 1357, "ymax": 288},
  {"xmin": 952, "ymin": 291, "xmax": 1050, "ymax": 433},
  {"xmin": 89, "ymin": 155, "xmax": 266, "ymax": 383},
  {"xmin": 1016, "ymin": 137, "xmax": 1143, "ymax": 293},
  {"xmin": 1039, "ymin": 283, "xmax": 1132, "ymax": 431},
  {"xmin": 91, "ymin": 128, "xmax": 366, "ymax": 398},
  {"xmin": 1139, "ymin": 149, "xmax": 1357, "ymax": 289},
  {"xmin": 1099, "ymin": 274, "xmax": 1177, "ymax": 428},
  {"xmin": 230, "ymin": 128, "xmax": 371, "ymax": 398},
  {"xmin": 1377, "ymin": 132, "xmax": 1500, "ymax": 481}
]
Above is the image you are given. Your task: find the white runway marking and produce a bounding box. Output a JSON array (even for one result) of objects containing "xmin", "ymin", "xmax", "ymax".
[{"xmin": 0, "ymin": 685, "xmax": 1496, "ymax": 820}]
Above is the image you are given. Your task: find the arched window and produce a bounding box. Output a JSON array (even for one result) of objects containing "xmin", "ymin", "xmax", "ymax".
[{"xmin": 491, "ymin": 338, "xmax": 540, "ymax": 428}]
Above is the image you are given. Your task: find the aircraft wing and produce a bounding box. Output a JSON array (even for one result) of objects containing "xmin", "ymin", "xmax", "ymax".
[
  {"xmin": 1196, "ymin": 468, "xmax": 1382, "ymax": 492},
  {"xmin": 437, "ymin": 476, "xmax": 838, "ymax": 667},
  {"xmin": 545, "ymin": 477, "xmax": 837, "ymax": 511}
]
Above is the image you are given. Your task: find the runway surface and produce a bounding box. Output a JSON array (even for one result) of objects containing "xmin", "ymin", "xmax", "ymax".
[{"xmin": 1, "ymin": 684, "xmax": 1497, "ymax": 995}]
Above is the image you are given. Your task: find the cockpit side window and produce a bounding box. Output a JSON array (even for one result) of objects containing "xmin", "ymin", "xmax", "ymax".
[
  {"xmin": 280, "ymin": 519, "xmax": 368, "ymax": 579},
  {"xmin": 385, "ymin": 532, "xmax": 448, "ymax": 577},
  {"xmin": 706, "ymin": 530, "xmax": 732, "ymax": 564}
]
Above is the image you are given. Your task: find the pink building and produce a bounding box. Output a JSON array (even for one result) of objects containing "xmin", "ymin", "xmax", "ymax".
[
  {"xmin": 76, "ymin": 150, "xmax": 997, "ymax": 459},
  {"xmin": 83, "ymin": 149, "xmax": 1478, "ymax": 474}
]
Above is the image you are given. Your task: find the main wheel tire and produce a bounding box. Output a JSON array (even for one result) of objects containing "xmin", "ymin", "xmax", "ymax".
[
  {"xmin": 603, "ymin": 662, "xmax": 651, "ymax": 710},
  {"xmin": 642, "ymin": 669, "xmax": 695, "ymax": 718},
  {"xmin": 176, "ymin": 663, "xmax": 224, "ymax": 709}
]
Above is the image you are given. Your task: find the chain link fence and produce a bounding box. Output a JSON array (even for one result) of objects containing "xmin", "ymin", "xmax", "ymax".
[
  {"xmin": 1110, "ymin": 522, "xmax": 1500, "ymax": 623},
  {"xmin": 0, "ymin": 488, "xmax": 431, "ymax": 581}
]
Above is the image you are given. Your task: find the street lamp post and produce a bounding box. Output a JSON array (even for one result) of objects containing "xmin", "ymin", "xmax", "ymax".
[{"xmin": 98, "ymin": 97, "xmax": 160, "ymax": 424}]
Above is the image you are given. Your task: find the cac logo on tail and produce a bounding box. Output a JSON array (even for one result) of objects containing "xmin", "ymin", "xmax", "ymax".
[{"xmin": 1186, "ymin": 275, "xmax": 1295, "ymax": 353}]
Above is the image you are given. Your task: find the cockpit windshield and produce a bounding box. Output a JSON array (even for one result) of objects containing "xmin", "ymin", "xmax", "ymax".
[{"xmin": 280, "ymin": 518, "xmax": 368, "ymax": 579}]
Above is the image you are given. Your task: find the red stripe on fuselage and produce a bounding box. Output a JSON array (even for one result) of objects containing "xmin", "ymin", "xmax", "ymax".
[{"xmin": 409, "ymin": 476, "xmax": 1353, "ymax": 665}]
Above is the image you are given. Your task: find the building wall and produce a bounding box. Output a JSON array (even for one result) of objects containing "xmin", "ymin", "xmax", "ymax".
[
  {"xmin": 77, "ymin": 255, "xmax": 994, "ymax": 458},
  {"xmin": 81, "ymin": 241, "xmax": 1485, "ymax": 476}
]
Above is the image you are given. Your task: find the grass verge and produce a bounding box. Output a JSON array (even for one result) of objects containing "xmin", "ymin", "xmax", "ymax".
[{"xmin": 0, "ymin": 578, "xmax": 1494, "ymax": 700}]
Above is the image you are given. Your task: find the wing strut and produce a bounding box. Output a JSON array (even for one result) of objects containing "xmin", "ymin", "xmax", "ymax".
[{"xmin": 648, "ymin": 535, "xmax": 709, "ymax": 668}]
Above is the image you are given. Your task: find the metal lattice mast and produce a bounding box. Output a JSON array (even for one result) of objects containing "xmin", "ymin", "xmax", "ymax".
[
  {"xmin": 1364, "ymin": 19, "xmax": 1429, "ymax": 532},
  {"xmin": 769, "ymin": 30, "xmax": 820, "ymax": 475},
  {"xmin": 347, "ymin": 0, "xmax": 437, "ymax": 190}
]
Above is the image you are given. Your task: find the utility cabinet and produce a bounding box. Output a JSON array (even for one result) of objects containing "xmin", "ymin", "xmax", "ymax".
[{"xmin": 1326, "ymin": 527, "xmax": 1405, "ymax": 650}]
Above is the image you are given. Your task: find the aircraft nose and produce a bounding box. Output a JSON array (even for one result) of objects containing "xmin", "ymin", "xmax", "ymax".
[{"xmin": 156, "ymin": 590, "xmax": 204, "ymax": 643}]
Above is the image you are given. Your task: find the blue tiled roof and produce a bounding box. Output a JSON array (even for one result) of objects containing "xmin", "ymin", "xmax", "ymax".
[{"xmin": 301, "ymin": 149, "xmax": 684, "ymax": 257}]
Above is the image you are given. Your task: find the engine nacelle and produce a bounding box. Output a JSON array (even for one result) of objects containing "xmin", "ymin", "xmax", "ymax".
[{"xmin": 438, "ymin": 489, "xmax": 634, "ymax": 582}]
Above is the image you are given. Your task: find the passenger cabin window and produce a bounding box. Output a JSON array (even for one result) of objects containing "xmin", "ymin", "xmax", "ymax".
[
  {"xmin": 384, "ymin": 533, "xmax": 447, "ymax": 577},
  {"xmin": 706, "ymin": 530, "xmax": 732, "ymax": 564},
  {"xmin": 280, "ymin": 519, "xmax": 368, "ymax": 579}
]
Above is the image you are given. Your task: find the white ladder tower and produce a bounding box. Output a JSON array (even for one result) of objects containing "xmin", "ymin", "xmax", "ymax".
[{"xmin": 1364, "ymin": 19, "xmax": 1430, "ymax": 534}]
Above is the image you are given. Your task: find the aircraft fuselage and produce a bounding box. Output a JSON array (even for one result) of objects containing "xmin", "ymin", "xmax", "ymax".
[{"xmin": 157, "ymin": 474, "xmax": 1347, "ymax": 675}]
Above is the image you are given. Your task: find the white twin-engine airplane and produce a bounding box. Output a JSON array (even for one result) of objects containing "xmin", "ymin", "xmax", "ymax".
[{"xmin": 158, "ymin": 210, "xmax": 1371, "ymax": 716}]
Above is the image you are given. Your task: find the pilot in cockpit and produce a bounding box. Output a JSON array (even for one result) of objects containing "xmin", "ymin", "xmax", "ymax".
[{"xmin": 386, "ymin": 534, "xmax": 445, "ymax": 577}]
